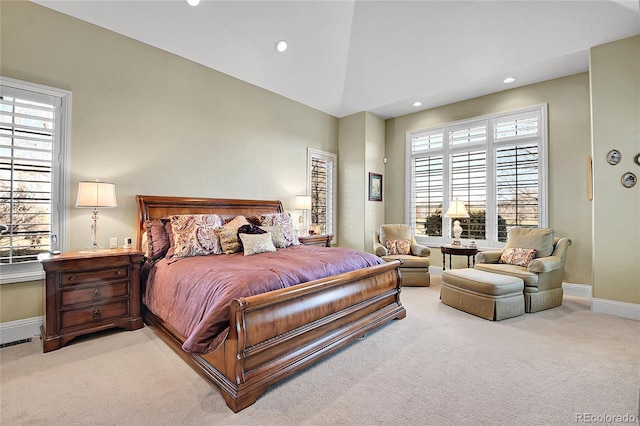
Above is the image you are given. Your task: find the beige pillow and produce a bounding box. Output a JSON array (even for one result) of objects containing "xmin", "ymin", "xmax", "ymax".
[
  {"xmin": 239, "ymin": 232, "xmax": 276, "ymax": 256},
  {"xmin": 504, "ymin": 228, "xmax": 554, "ymax": 258},
  {"xmin": 225, "ymin": 215, "xmax": 250, "ymax": 228},
  {"xmin": 215, "ymin": 227, "xmax": 241, "ymax": 254}
]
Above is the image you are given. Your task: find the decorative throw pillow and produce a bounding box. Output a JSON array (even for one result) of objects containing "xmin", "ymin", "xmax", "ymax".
[
  {"xmin": 239, "ymin": 232, "xmax": 277, "ymax": 256},
  {"xmin": 144, "ymin": 219, "xmax": 170, "ymax": 260},
  {"xmin": 215, "ymin": 227, "xmax": 241, "ymax": 254},
  {"xmin": 385, "ymin": 239, "xmax": 411, "ymax": 255},
  {"xmin": 504, "ymin": 228, "xmax": 554, "ymax": 258},
  {"xmin": 259, "ymin": 225, "xmax": 288, "ymax": 248},
  {"xmin": 499, "ymin": 248, "xmax": 537, "ymax": 267},
  {"xmin": 225, "ymin": 215, "xmax": 250, "ymax": 228},
  {"xmin": 257, "ymin": 213, "xmax": 300, "ymax": 246},
  {"xmin": 169, "ymin": 214, "xmax": 224, "ymax": 258}
]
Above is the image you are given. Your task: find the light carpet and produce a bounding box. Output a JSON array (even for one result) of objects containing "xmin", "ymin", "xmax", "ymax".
[{"xmin": 1, "ymin": 275, "xmax": 639, "ymax": 425}]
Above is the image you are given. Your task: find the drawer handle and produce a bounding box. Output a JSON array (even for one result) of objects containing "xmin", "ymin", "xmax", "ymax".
[
  {"xmin": 93, "ymin": 288, "xmax": 101, "ymax": 299},
  {"xmin": 69, "ymin": 275, "xmax": 77, "ymax": 281},
  {"xmin": 92, "ymin": 309, "xmax": 101, "ymax": 321},
  {"xmin": 115, "ymin": 270, "xmax": 123, "ymax": 276}
]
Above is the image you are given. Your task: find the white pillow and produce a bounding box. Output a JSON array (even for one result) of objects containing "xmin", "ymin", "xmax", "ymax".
[{"xmin": 239, "ymin": 232, "xmax": 276, "ymax": 256}]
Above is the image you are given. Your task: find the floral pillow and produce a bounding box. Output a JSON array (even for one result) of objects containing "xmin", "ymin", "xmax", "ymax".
[
  {"xmin": 143, "ymin": 219, "xmax": 170, "ymax": 260},
  {"xmin": 169, "ymin": 214, "xmax": 224, "ymax": 258},
  {"xmin": 239, "ymin": 232, "xmax": 277, "ymax": 256},
  {"xmin": 499, "ymin": 248, "xmax": 537, "ymax": 267},
  {"xmin": 385, "ymin": 239, "xmax": 411, "ymax": 255},
  {"xmin": 257, "ymin": 213, "xmax": 300, "ymax": 246}
]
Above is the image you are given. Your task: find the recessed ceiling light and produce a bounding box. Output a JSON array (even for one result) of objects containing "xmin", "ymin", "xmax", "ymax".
[
  {"xmin": 503, "ymin": 77, "xmax": 516, "ymax": 84},
  {"xmin": 412, "ymin": 101, "xmax": 422, "ymax": 107},
  {"xmin": 275, "ymin": 40, "xmax": 288, "ymax": 53},
  {"xmin": 185, "ymin": 0, "xmax": 200, "ymax": 6}
]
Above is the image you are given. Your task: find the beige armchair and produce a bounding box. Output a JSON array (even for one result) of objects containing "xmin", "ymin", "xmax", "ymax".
[
  {"xmin": 474, "ymin": 227, "xmax": 571, "ymax": 313},
  {"xmin": 374, "ymin": 224, "xmax": 431, "ymax": 287}
]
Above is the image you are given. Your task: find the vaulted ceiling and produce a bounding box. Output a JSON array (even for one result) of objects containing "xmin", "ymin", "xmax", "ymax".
[{"xmin": 34, "ymin": 0, "xmax": 640, "ymax": 118}]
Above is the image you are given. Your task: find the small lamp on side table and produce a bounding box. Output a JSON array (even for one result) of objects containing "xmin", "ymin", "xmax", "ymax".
[
  {"xmin": 294, "ymin": 195, "xmax": 312, "ymax": 236},
  {"xmin": 75, "ymin": 180, "xmax": 117, "ymax": 251},
  {"xmin": 444, "ymin": 199, "xmax": 469, "ymax": 245}
]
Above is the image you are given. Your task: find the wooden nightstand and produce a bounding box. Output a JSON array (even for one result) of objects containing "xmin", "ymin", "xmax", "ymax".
[
  {"xmin": 298, "ymin": 234, "xmax": 333, "ymax": 247},
  {"xmin": 39, "ymin": 249, "xmax": 145, "ymax": 352}
]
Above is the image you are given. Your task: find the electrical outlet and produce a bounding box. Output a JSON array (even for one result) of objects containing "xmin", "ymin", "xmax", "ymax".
[{"xmin": 109, "ymin": 237, "xmax": 118, "ymax": 249}]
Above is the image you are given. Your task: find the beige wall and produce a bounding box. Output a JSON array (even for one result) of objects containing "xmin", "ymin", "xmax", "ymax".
[
  {"xmin": 385, "ymin": 73, "xmax": 593, "ymax": 286},
  {"xmin": 338, "ymin": 112, "xmax": 385, "ymax": 251},
  {"xmin": 1, "ymin": 1, "xmax": 338, "ymax": 321},
  {"xmin": 590, "ymin": 35, "xmax": 640, "ymax": 304}
]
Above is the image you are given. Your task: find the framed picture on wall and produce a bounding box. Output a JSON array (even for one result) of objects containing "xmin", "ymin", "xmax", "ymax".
[{"xmin": 369, "ymin": 172, "xmax": 382, "ymax": 202}]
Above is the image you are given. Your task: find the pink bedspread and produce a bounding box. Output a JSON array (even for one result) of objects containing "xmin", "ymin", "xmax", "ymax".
[{"xmin": 143, "ymin": 245, "xmax": 384, "ymax": 353}]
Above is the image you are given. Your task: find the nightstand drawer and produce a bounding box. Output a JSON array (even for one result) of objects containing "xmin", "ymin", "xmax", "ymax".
[
  {"xmin": 60, "ymin": 281, "xmax": 129, "ymax": 306},
  {"xmin": 61, "ymin": 267, "xmax": 129, "ymax": 287},
  {"xmin": 60, "ymin": 300, "xmax": 129, "ymax": 330}
]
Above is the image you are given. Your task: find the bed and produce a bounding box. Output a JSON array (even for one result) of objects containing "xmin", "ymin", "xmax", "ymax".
[{"xmin": 136, "ymin": 195, "xmax": 406, "ymax": 412}]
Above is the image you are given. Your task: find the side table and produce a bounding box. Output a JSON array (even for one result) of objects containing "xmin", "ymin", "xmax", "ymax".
[
  {"xmin": 440, "ymin": 245, "xmax": 479, "ymax": 270},
  {"xmin": 298, "ymin": 234, "xmax": 333, "ymax": 247}
]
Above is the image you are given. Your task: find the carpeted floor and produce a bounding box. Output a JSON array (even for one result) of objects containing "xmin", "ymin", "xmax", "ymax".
[{"xmin": 1, "ymin": 275, "xmax": 639, "ymax": 425}]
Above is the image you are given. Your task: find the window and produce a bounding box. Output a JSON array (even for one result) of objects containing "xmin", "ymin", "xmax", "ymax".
[
  {"xmin": 406, "ymin": 105, "xmax": 547, "ymax": 247},
  {"xmin": 307, "ymin": 148, "xmax": 336, "ymax": 237},
  {"xmin": 0, "ymin": 77, "xmax": 70, "ymax": 283}
]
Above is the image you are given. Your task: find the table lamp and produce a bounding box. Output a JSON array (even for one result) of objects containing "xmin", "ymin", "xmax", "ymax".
[
  {"xmin": 294, "ymin": 195, "xmax": 312, "ymax": 236},
  {"xmin": 444, "ymin": 199, "xmax": 469, "ymax": 245},
  {"xmin": 75, "ymin": 180, "xmax": 117, "ymax": 250}
]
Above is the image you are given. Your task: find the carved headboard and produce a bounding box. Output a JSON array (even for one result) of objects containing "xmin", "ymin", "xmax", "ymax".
[{"xmin": 135, "ymin": 195, "xmax": 284, "ymax": 250}]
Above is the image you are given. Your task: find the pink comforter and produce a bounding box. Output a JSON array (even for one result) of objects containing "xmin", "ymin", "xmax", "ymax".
[{"xmin": 143, "ymin": 245, "xmax": 384, "ymax": 353}]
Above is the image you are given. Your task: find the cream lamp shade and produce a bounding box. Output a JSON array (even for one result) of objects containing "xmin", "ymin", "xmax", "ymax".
[
  {"xmin": 75, "ymin": 181, "xmax": 117, "ymax": 208},
  {"xmin": 75, "ymin": 180, "xmax": 117, "ymax": 250},
  {"xmin": 294, "ymin": 195, "xmax": 312, "ymax": 236},
  {"xmin": 294, "ymin": 195, "xmax": 312, "ymax": 210},
  {"xmin": 444, "ymin": 199, "xmax": 469, "ymax": 219}
]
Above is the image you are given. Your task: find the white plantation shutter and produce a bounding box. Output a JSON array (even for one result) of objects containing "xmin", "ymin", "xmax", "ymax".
[
  {"xmin": 406, "ymin": 105, "xmax": 547, "ymax": 247},
  {"xmin": 0, "ymin": 78, "xmax": 69, "ymax": 281},
  {"xmin": 308, "ymin": 149, "xmax": 336, "ymax": 237}
]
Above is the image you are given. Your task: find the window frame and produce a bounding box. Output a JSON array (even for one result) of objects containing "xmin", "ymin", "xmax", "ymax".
[
  {"xmin": 0, "ymin": 77, "xmax": 71, "ymax": 284},
  {"xmin": 307, "ymin": 148, "xmax": 337, "ymax": 239},
  {"xmin": 405, "ymin": 104, "xmax": 548, "ymax": 248}
]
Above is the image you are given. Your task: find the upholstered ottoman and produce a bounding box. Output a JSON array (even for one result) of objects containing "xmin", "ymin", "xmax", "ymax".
[{"xmin": 441, "ymin": 269, "xmax": 525, "ymax": 321}]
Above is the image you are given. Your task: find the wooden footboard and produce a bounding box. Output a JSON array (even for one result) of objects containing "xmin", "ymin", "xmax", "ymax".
[
  {"xmin": 142, "ymin": 260, "xmax": 404, "ymax": 412},
  {"xmin": 136, "ymin": 195, "xmax": 406, "ymax": 412}
]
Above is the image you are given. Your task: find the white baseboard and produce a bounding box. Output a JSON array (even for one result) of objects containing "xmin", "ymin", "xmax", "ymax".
[
  {"xmin": 562, "ymin": 282, "xmax": 592, "ymax": 299},
  {"xmin": 0, "ymin": 316, "xmax": 43, "ymax": 345},
  {"xmin": 591, "ymin": 298, "xmax": 640, "ymax": 321}
]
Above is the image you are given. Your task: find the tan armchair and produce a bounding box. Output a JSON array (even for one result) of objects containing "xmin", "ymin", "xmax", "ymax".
[
  {"xmin": 374, "ymin": 224, "xmax": 431, "ymax": 287},
  {"xmin": 474, "ymin": 227, "xmax": 571, "ymax": 313}
]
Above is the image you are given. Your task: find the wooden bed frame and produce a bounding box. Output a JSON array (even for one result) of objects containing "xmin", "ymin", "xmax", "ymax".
[{"xmin": 136, "ymin": 195, "xmax": 405, "ymax": 412}]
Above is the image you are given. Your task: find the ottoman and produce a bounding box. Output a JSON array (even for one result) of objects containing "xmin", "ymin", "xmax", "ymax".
[{"xmin": 441, "ymin": 268, "xmax": 525, "ymax": 320}]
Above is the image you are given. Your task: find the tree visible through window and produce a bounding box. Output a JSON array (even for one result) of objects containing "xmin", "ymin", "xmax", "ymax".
[
  {"xmin": 406, "ymin": 105, "xmax": 547, "ymax": 247},
  {"xmin": 1, "ymin": 78, "xmax": 68, "ymax": 275},
  {"xmin": 308, "ymin": 149, "xmax": 336, "ymax": 237}
]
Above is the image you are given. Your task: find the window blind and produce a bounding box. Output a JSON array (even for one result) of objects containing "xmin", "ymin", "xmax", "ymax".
[{"xmin": 0, "ymin": 89, "xmax": 58, "ymax": 264}]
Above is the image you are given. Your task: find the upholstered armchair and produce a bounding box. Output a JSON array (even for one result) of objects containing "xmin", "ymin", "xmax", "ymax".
[
  {"xmin": 474, "ymin": 227, "xmax": 571, "ymax": 313},
  {"xmin": 373, "ymin": 224, "xmax": 431, "ymax": 287}
]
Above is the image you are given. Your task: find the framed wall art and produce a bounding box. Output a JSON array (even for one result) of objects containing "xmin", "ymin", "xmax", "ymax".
[{"xmin": 368, "ymin": 172, "xmax": 382, "ymax": 202}]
